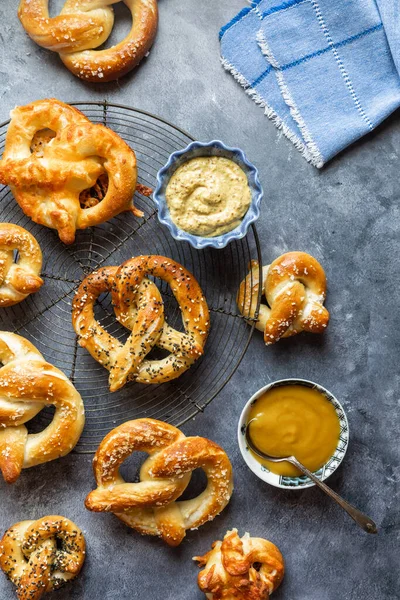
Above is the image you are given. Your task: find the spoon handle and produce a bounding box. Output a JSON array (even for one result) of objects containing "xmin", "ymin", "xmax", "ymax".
[{"xmin": 289, "ymin": 457, "xmax": 377, "ymax": 534}]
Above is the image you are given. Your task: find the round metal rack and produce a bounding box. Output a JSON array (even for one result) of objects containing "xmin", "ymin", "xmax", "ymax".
[{"xmin": 0, "ymin": 101, "xmax": 262, "ymax": 453}]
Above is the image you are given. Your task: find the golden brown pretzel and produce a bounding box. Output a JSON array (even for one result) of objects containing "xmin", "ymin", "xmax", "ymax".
[
  {"xmin": 0, "ymin": 515, "xmax": 85, "ymax": 599},
  {"xmin": 237, "ymin": 252, "xmax": 329, "ymax": 345},
  {"xmin": 0, "ymin": 99, "xmax": 142, "ymax": 244},
  {"xmin": 85, "ymin": 418, "xmax": 233, "ymax": 546},
  {"xmin": 18, "ymin": 0, "xmax": 158, "ymax": 82},
  {"xmin": 0, "ymin": 223, "xmax": 43, "ymax": 307},
  {"xmin": 72, "ymin": 255, "xmax": 210, "ymax": 391},
  {"xmin": 194, "ymin": 529, "xmax": 285, "ymax": 600},
  {"xmin": 0, "ymin": 332, "xmax": 85, "ymax": 483}
]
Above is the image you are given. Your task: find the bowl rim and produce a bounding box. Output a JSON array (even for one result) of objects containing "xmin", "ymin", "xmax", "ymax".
[
  {"xmin": 153, "ymin": 139, "xmax": 263, "ymax": 249},
  {"xmin": 237, "ymin": 378, "xmax": 350, "ymax": 490}
]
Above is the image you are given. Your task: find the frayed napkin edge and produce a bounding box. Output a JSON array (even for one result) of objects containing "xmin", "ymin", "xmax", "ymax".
[
  {"xmin": 220, "ymin": 56, "xmax": 318, "ymax": 166},
  {"xmin": 256, "ymin": 29, "xmax": 325, "ymax": 168}
]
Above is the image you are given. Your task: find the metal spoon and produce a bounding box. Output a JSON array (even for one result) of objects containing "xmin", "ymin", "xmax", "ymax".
[{"xmin": 246, "ymin": 419, "xmax": 377, "ymax": 534}]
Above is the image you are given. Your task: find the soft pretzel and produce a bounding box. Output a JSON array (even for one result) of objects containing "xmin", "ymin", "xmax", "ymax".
[
  {"xmin": 0, "ymin": 223, "xmax": 43, "ymax": 307},
  {"xmin": 85, "ymin": 418, "xmax": 233, "ymax": 546},
  {"xmin": 72, "ymin": 255, "xmax": 210, "ymax": 391},
  {"xmin": 194, "ymin": 529, "xmax": 284, "ymax": 600},
  {"xmin": 18, "ymin": 0, "xmax": 158, "ymax": 82},
  {"xmin": 237, "ymin": 252, "xmax": 329, "ymax": 345},
  {"xmin": 0, "ymin": 332, "xmax": 85, "ymax": 483},
  {"xmin": 0, "ymin": 99, "xmax": 143, "ymax": 244},
  {"xmin": 0, "ymin": 515, "xmax": 85, "ymax": 599}
]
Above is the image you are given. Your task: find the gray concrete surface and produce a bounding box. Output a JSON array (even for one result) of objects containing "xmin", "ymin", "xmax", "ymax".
[{"xmin": 0, "ymin": 1, "xmax": 399, "ymax": 598}]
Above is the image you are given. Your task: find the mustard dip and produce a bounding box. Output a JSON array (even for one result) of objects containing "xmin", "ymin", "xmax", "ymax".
[
  {"xmin": 165, "ymin": 156, "xmax": 252, "ymax": 237},
  {"xmin": 248, "ymin": 385, "xmax": 340, "ymax": 477}
]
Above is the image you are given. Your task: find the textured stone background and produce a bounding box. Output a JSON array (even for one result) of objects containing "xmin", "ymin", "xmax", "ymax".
[{"xmin": 0, "ymin": 1, "xmax": 399, "ymax": 599}]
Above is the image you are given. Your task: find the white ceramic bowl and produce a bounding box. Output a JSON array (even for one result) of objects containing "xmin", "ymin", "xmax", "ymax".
[{"xmin": 238, "ymin": 378, "xmax": 349, "ymax": 490}]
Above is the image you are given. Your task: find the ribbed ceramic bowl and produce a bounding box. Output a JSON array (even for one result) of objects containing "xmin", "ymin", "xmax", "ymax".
[
  {"xmin": 238, "ymin": 379, "xmax": 349, "ymax": 490},
  {"xmin": 153, "ymin": 140, "xmax": 263, "ymax": 249}
]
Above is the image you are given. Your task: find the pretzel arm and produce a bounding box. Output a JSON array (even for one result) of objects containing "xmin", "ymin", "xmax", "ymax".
[
  {"xmin": 0, "ymin": 426, "xmax": 28, "ymax": 484},
  {"xmin": 8, "ymin": 265, "xmax": 43, "ymax": 295},
  {"xmin": 0, "ymin": 394, "xmax": 44, "ymax": 426},
  {"xmin": 70, "ymin": 123, "xmax": 140, "ymax": 227},
  {"xmin": 263, "ymin": 281, "xmax": 304, "ymax": 345},
  {"xmin": 237, "ymin": 260, "xmax": 261, "ymax": 320},
  {"xmin": 158, "ymin": 323, "xmax": 202, "ymax": 356},
  {"xmin": 86, "ymin": 480, "xmax": 186, "ymax": 512},
  {"xmin": 18, "ymin": 0, "xmax": 114, "ymax": 53},
  {"xmin": 237, "ymin": 261, "xmax": 271, "ymax": 334},
  {"xmin": 132, "ymin": 354, "xmax": 194, "ymax": 384},
  {"xmin": 151, "ymin": 437, "xmax": 233, "ymax": 531},
  {"xmin": 17, "ymin": 543, "xmax": 54, "ymax": 600},
  {"xmin": 109, "ymin": 279, "xmax": 165, "ymax": 392},
  {"xmin": 129, "ymin": 323, "xmax": 202, "ymax": 384},
  {"xmin": 72, "ymin": 266, "xmax": 124, "ymax": 370}
]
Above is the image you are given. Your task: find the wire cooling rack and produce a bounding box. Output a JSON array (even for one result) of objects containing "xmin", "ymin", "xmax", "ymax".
[{"xmin": 0, "ymin": 101, "xmax": 262, "ymax": 453}]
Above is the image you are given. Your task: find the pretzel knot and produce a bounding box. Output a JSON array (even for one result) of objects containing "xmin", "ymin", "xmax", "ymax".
[
  {"xmin": 0, "ymin": 99, "xmax": 142, "ymax": 244},
  {"xmin": 0, "ymin": 223, "xmax": 43, "ymax": 307},
  {"xmin": 85, "ymin": 419, "xmax": 233, "ymax": 546},
  {"xmin": 18, "ymin": 0, "xmax": 158, "ymax": 82},
  {"xmin": 194, "ymin": 529, "xmax": 285, "ymax": 600},
  {"xmin": 0, "ymin": 332, "xmax": 85, "ymax": 484},
  {"xmin": 72, "ymin": 255, "xmax": 210, "ymax": 391},
  {"xmin": 0, "ymin": 515, "xmax": 86, "ymax": 600},
  {"xmin": 237, "ymin": 252, "xmax": 330, "ymax": 345}
]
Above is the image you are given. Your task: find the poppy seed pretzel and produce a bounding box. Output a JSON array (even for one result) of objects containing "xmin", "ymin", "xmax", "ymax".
[
  {"xmin": 85, "ymin": 419, "xmax": 233, "ymax": 546},
  {"xmin": 0, "ymin": 515, "xmax": 85, "ymax": 600},
  {"xmin": 72, "ymin": 255, "xmax": 210, "ymax": 391},
  {"xmin": 194, "ymin": 528, "xmax": 285, "ymax": 600},
  {"xmin": 0, "ymin": 99, "xmax": 142, "ymax": 244},
  {"xmin": 18, "ymin": 0, "xmax": 158, "ymax": 82},
  {"xmin": 237, "ymin": 252, "xmax": 329, "ymax": 345},
  {"xmin": 0, "ymin": 223, "xmax": 43, "ymax": 307},
  {"xmin": 0, "ymin": 332, "xmax": 85, "ymax": 484}
]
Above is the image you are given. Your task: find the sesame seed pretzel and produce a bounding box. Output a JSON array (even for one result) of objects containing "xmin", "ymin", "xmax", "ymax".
[
  {"xmin": 85, "ymin": 418, "xmax": 233, "ymax": 546},
  {"xmin": 237, "ymin": 252, "xmax": 330, "ymax": 345},
  {"xmin": 0, "ymin": 332, "xmax": 85, "ymax": 484},
  {"xmin": 0, "ymin": 99, "xmax": 142, "ymax": 244},
  {"xmin": 0, "ymin": 515, "xmax": 85, "ymax": 600},
  {"xmin": 18, "ymin": 0, "xmax": 158, "ymax": 82},
  {"xmin": 72, "ymin": 255, "xmax": 210, "ymax": 391},
  {"xmin": 194, "ymin": 528, "xmax": 285, "ymax": 600},
  {"xmin": 0, "ymin": 223, "xmax": 43, "ymax": 307}
]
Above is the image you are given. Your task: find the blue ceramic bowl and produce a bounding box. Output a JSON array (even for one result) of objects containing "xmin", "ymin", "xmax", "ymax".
[{"xmin": 153, "ymin": 140, "xmax": 263, "ymax": 249}]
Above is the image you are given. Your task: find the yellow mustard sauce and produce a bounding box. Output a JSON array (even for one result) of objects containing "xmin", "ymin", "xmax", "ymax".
[
  {"xmin": 165, "ymin": 156, "xmax": 251, "ymax": 237},
  {"xmin": 248, "ymin": 385, "xmax": 340, "ymax": 477}
]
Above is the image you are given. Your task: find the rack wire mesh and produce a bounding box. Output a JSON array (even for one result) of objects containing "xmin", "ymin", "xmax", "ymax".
[{"xmin": 0, "ymin": 101, "xmax": 262, "ymax": 453}]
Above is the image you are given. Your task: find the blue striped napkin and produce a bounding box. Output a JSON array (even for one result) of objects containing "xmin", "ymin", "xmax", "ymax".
[{"xmin": 220, "ymin": 0, "xmax": 400, "ymax": 167}]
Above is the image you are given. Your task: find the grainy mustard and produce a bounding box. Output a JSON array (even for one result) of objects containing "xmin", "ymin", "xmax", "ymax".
[{"xmin": 165, "ymin": 156, "xmax": 251, "ymax": 237}]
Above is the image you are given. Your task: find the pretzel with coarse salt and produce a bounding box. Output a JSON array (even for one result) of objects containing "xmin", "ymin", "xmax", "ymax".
[
  {"xmin": 0, "ymin": 223, "xmax": 43, "ymax": 307},
  {"xmin": 194, "ymin": 528, "xmax": 284, "ymax": 600},
  {"xmin": 0, "ymin": 99, "xmax": 142, "ymax": 244},
  {"xmin": 85, "ymin": 418, "xmax": 233, "ymax": 546},
  {"xmin": 18, "ymin": 0, "xmax": 158, "ymax": 82},
  {"xmin": 0, "ymin": 515, "xmax": 85, "ymax": 599},
  {"xmin": 237, "ymin": 251, "xmax": 330, "ymax": 345},
  {"xmin": 72, "ymin": 255, "xmax": 210, "ymax": 390},
  {"xmin": 0, "ymin": 332, "xmax": 85, "ymax": 483}
]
